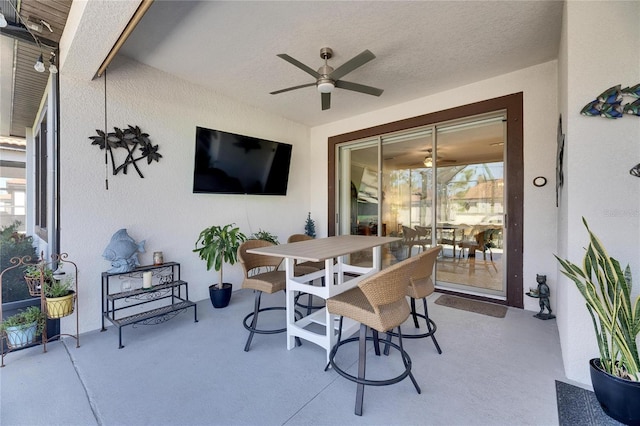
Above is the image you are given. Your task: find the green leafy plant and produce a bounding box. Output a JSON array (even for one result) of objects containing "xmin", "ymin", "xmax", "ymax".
[
  {"xmin": 0, "ymin": 306, "xmax": 45, "ymax": 336},
  {"xmin": 193, "ymin": 224, "xmax": 247, "ymax": 289},
  {"xmin": 304, "ymin": 212, "xmax": 316, "ymax": 238},
  {"xmin": 1, "ymin": 221, "xmax": 38, "ymax": 302},
  {"xmin": 555, "ymin": 218, "xmax": 640, "ymax": 381},
  {"xmin": 249, "ymin": 229, "xmax": 279, "ymax": 245},
  {"xmin": 24, "ymin": 263, "xmax": 54, "ymax": 284},
  {"xmin": 43, "ymin": 278, "xmax": 74, "ymax": 298}
]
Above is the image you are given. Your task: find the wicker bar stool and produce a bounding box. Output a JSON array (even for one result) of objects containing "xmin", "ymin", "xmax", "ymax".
[
  {"xmin": 326, "ymin": 254, "xmax": 423, "ymax": 416},
  {"xmin": 238, "ymin": 240, "xmax": 301, "ymax": 352},
  {"xmin": 386, "ymin": 245, "xmax": 443, "ymax": 355},
  {"xmin": 287, "ymin": 234, "xmax": 326, "ymax": 316}
]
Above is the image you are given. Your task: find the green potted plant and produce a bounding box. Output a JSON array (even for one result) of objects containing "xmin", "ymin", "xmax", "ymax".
[
  {"xmin": 43, "ymin": 277, "xmax": 75, "ymax": 319},
  {"xmin": 304, "ymin": 212, "xmax": 316, "ymax": 238},
  {"xmin": 249, "ymin": 229, "xmax": 279, "ymax": 245},
  {"xmin": 23, "ymin": 262, "xmax": 54, "ymax": 297},
  {"xmin": 555, "ymin": 218, "xmax": 640, "ymax": 425},
  {"xmin": 1, "ymin": 306, "xmax": 45, "ymax": 349},
  {"xmin": 193, "ymin": 223, "xmax": 247, "ymax": 308}
]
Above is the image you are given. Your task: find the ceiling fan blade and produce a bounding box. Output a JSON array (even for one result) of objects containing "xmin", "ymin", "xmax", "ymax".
[
  {"xmin": 276, "ymin": 54, "xmax": 321, "ymax": 79},
  {"xmin": 321, "ymin": 92, "xmax": 331, "ymax": 110},
  {"xmin": 270, "ymin": 82, "xmax": 316, "ymax": 95},
  {"xmin": 329, "ymin": 50, "xmax": 376, "ymax": 81},
  {"xmin": 335, "ymin": 80, "xmax": 383, "ymax": 96}
]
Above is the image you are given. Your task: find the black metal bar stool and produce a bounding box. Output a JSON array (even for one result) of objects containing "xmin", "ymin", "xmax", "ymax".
[
  {"xmin": 385, "ymin": 246, "xmax": 443, "ymax": 355},
  {"xmin": 238, "ymin": 240, "xmax": 301, "ymax": 351},
  {"xmin": 325, "ymin": 254, "xmax": 424, "ymax": 416}
]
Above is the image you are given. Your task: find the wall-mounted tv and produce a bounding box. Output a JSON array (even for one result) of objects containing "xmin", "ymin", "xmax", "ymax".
[{"xmin": 193, "ymin": 126, "xmax": 293, "ymax": 195}]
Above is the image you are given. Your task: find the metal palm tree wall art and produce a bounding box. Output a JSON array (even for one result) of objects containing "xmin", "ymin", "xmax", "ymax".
[
  {"xmin": 580, "ymin": 84, "xmax": 640, "ymax": 118},
  {"xmin": 89, "ymin": 125, "xmax": 162, "ymax": 179},
  {"xmin": 90, "ymin": 70, "xmax": 162, "ymax": 189}
]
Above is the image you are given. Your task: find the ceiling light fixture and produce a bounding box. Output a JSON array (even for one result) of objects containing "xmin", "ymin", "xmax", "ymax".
[
  {"xmin": 49, "ymin": 53, "xmax": 57, "ymax": 74},
  {"xmin": 423, "ymin": 156, "xmax": 433, "ymax": 168},
  {"xmin": 0, "ymin": 9, "xmax": 7, "ymax": 28},
  {"xmin": 317, "ymin": 79, "xmax": 334, "ymax": 94},
  {"xmin": 34, "ymin": 54, "xmax": 45, "ymax": 72}
]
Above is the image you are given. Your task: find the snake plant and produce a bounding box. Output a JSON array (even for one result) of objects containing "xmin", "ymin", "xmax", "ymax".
[{"xmin": 555, "ymin": 218, "xmax": 640, "ymax": 381}]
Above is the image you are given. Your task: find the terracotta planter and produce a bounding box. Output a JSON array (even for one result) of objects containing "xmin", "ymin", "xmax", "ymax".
[
  {"xmin": 45, "ymin": 291, "xmax": 75, "ymax": 319},
  {"xmin": 590, "ymin": 358, "xmax": 640, "ymax": 425}
]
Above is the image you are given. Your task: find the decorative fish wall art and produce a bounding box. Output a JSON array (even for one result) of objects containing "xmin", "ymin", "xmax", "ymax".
[{"xmin": 581, "ymin": 84, "xmax": 640, "ymax": 119}]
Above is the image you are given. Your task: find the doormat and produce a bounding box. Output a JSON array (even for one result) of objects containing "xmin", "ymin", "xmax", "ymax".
[
  {"xmin": 556, "ymin": 380, "xmax": 622, "ymax": 425},
  {"xmin": 434, "ymin": 295, "xmax": 507, "ymax": 318}
]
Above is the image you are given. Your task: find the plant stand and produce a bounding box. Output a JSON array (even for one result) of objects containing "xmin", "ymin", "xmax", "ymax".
[
  {"xmin": 0, "ymin": 253, "xmax": 80, "ymax": 367},
  {"xmin": 101, "ymin": 262, "xmax": 197, "ymax": 348}
]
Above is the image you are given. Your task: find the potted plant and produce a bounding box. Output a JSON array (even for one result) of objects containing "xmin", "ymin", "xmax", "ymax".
[
  {"xmin": 304, "ymin": 212, "xmax": 316, "ymax": 238},
  {"xmin": 249, "ymin": 229, "xmax": 279, "ymax": 245},
  {"xmin": 193, "ymin": 224, "xmax": 247, "ymax": 308},
  {"xmin": 1, "ymin": 306, "xmax": 45, "ymax": 349},
  {"xmin": 556, "ymin": 218, "xmax": 640, "ymax": 425},
  {"xmin": 23, "ymin": 262, "xmax": 54, "ymax": 297},
  {"xmin": 43, "ymin": 277, "xmax": 75, "ymax": 319}
]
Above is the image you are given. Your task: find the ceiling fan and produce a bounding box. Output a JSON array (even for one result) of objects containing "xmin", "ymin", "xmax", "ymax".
[{"xmin": 270, "ymin": 47, "xmax": 383, "ymax": 111}]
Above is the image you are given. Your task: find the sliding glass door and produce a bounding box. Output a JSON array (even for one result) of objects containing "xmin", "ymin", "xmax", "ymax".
[{"xmin": 336, "ymin": 113, "xmax": 506, "ymax": 298}]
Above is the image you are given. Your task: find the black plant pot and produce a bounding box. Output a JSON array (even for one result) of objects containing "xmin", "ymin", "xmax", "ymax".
[
  {"xmin": 590, "ymin": 358, "xmax": 640, "ymax": 425},
  {"xmin": 209, "ymin": 283, "xmax": 232, "ymax": 308}
]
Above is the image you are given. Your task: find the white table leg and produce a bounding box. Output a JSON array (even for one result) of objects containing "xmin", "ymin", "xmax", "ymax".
[{"xmin": 285, "ymin": 258, "xmax": 297, "ymax": 350}]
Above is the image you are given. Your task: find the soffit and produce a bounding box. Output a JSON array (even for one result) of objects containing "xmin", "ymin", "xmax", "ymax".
[{"xmin": 0, "ymin": 0, "xmax": 71, "ymax": 138}]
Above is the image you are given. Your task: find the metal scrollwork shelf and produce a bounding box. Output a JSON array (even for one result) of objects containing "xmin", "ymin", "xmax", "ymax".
[
  {"xmin": 0, "ymin": 253, "xmax": 80, "ymax": 367},
  {"xmin": 101, "ymin": 262, "xmax": 198, "ymax": 348}
]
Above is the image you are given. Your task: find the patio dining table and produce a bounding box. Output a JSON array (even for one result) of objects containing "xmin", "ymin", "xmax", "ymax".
[{"xmin": 247, "ymin": 235, "xmax": 400, "ymax": 363}]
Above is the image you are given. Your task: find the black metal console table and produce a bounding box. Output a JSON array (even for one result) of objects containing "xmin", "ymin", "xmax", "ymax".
[{"xmin": 101, "ymin": 262, "xmax": 198, "ymax": 348}]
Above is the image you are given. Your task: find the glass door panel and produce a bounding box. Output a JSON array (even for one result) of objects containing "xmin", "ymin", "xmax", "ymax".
[
  {"xmin": 434, "ymin": 116, "xmax": 506, "ymax": 297},
  {"xmin": 381, "ymin": 130, "xmax": 432, "ymax": 263},
  {"xmin": 338, "ymin": 139, "xmax": 379, "ymax": 267}
]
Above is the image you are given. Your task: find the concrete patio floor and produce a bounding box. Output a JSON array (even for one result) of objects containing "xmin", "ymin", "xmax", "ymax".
[{"xmin": 1, "ymin": 289, "xmax": 567, "ymax": 425}]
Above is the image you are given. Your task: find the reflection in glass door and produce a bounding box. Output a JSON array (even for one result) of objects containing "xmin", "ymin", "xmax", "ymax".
[
  {"xmin": 338, "ymin": 139, "xmax": 379, "ymax": 267},
  {"xmin": 380, "ymin": 130, "xmax": 433, "ymax": 264}
]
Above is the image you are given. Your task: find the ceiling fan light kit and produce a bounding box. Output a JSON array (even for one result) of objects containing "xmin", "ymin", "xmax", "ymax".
[
  {"xmin": 271, "ymin": 47, "xmax": 383, "ymax": 110},
  {"xmin": 317, "ymin": 80, "xmax": 334, "ymax": 93}
]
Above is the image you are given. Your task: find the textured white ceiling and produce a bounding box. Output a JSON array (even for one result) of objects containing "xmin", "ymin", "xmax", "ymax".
[{"xmin": 119, "ymin": 1, "xmax": 563, "ymax": 127}]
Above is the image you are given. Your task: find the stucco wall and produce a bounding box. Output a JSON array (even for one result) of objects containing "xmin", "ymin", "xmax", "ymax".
[
  {"xmin": 557, "ymin": 0, "xmax": 640, "ymax": 385},
  {"xmin": 310, "ymin": 60, "xmax": 559, "ymax": 314},
  {"xmin": 59, "ymin": 56, "xmax": 310, "ymax": 333}
]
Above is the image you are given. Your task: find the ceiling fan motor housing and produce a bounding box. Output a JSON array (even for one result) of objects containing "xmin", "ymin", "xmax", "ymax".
[{"xmin": 320, "ymin": 47, "xmax": 333, "ymax": 60}]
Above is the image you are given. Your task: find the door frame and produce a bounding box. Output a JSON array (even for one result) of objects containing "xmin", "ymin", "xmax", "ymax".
[{"xmin": 327, "ymin": 93, "xmax": 523, "ymax": 308}]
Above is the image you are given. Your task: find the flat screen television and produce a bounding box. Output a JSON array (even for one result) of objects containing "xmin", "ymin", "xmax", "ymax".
[{"xmin": 193, "ymin": 126, "xmax": 293, "ymax": 195}]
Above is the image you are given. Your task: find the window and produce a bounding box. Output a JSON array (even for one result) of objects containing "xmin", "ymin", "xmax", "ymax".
[{"xmin": 35, "ymin": 118, "xmax": 47, "ymax": 241}]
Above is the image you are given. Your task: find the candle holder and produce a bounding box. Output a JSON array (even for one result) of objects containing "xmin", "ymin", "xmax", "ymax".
[{"xmin": 153, "ymin": 252, "xmax": 164, "ymax": 265}]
